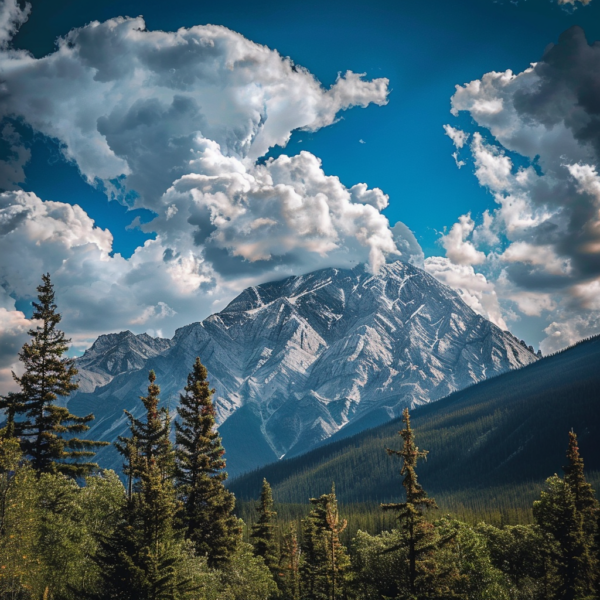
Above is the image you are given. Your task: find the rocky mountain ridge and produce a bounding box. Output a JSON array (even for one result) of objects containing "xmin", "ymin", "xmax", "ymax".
[{"xmin": 67, "ymin": 261, "xmax": 537, "ymax": 476}]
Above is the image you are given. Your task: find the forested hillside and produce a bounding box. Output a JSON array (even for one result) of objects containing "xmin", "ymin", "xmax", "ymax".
[
  {"xmin": 230, "ymin": 335, "xmax": 600, "ymax": 516},
  {"xmin": 3, "ymin": 275, "xmax": 600, "ymax": 600}
]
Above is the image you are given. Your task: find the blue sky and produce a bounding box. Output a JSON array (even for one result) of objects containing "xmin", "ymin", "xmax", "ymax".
[
  {"xmin": 14, "ymin": 0, "xmax": 600, "ymax": 258},
  {"xmin": 1, "ymin": 0, "xmax": 600, "ymax": 387}
]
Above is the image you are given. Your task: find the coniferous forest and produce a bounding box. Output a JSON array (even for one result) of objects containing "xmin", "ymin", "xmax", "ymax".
[{"xmin": 1, "ymin": 275, "xmax": 599, "ymax": 600}]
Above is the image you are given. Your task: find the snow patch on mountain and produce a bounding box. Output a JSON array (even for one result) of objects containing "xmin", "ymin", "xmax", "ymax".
[{"xmin": 68, "ymin": 261, "xmax": 537, "ymax": 476}]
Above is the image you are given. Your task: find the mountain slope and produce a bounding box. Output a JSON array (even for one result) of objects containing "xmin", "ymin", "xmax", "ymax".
[
  {"xmin": 228, "ymin": 335, "xmax": 600, "ymax": 510},
  {"xmin": 68, "ymin": 261, "xmax": 536, "ymax": 476},
  {"xmin": 75, "ymin": 330, "xmax": 172, "ymax": 393}
]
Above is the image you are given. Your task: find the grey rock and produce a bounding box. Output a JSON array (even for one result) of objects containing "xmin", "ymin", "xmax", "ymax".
[
  {"xmin": 67, "ymin": 261, "xmax": 537, "ymax": 477},
  {"xmin": 75, "ymin": 330, "xmax": 173, "ymax": 393}
]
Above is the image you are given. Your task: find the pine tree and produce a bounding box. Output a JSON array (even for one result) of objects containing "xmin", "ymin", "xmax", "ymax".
[
  {"xmin": 0, "ymin": 274, "xmax": 107, "ymax": 476},
  {"xmin": 301, "ymin": 484, "xmax": 351, "ymax": 600},
  {"xmin": 251, "ymin": 478, "xmax": 279, "ymax": 573},
  {"xmin": 0, "ymin": 393, "xmax": 21, "ymax": 440},
  {"xmin": 381, "ymin": 407, "xmax": 438, "ymax": 599},
  {"xmin": 322, "ymin": 484, "xmax": 350, "ymax": 600},
  {"xmin": 534, "ymin": 431, "xmax": 599, "ymax": 600},
  {"xmin": 278, "ymin": 523, "xmax": 301, "ymax": 600},
  {"xmin": 94, "ymin": 371, "xmax": 198, "ymax": 600},
  {"xmin": 564, "ymin": 431, "xmax": 599, "ymax": 538},
  {"xmin": 174, "ymin": 357, "xmax": 240, "ymax": 567}
]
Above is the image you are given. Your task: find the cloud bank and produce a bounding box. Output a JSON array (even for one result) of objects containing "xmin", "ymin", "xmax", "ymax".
[
  {"xmin": 436, "ymin": 26, "xmax": 600, "ymax": 352},
  {"xmin": 0, "ymin": 7, "xmax": 422, "ymax": 391}
]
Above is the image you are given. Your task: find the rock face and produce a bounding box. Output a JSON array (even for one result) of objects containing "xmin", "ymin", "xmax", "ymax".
[
  {"xmin": 75, "ymin": 331, "xmax": 173, "ymax": 393},
  {"xmin": 67, "ymin": 261, "xmax": 537, "ymax": 477}
]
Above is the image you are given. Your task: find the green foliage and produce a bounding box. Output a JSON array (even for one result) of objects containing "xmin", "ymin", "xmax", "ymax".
[
  {"xmin": 301, "ymin": 485, "xmax": 351, "ymax": 600},
  {"xmin": 278, "ymin": 523, "xmax": 301, "ymax": 600},
  {"xmin": 533, "ymin": 431, "xmax": 600, "ymax": 600},
  {"xmin": 95, "ymin": 370, "xmax": 202, "ymax": 600},
  {"xmin": 381, "ymin": 408, "xmax": 442, "ymax": 598},
  {"xmin": 477, "ymin": 522, "xmax": 555, "ymax": 599},
  {"xmin": 0, "ymin": 455, "xmax": 127, "ymax": 599},
  {"xmin": 175, "ymin": 357, "xmax": 241, "ymax": 567},
  {"xmin": 0, "ymin": 438, "xmax": 40, "ymax": 598},
  {"xmin": 0, "ymin": 273, "xmax": 108, "ymax": 476},
  {"xmin": 250, "ymin": 479, "xmax": 279, "ymax": 573},
  {"xmin": 219, "ymin": 541, "xmax": 279, "ymax": 600},
  {"xmin": 352, "ymin": 528, "xmax": 410, "ymax": 599},
  {"xmin": 353, "ymin": 520, "xmax": 511, "ymax": 600},
  {"xmin": 230, "ymin": 335, "xmax": 600, "ymax": 515}
]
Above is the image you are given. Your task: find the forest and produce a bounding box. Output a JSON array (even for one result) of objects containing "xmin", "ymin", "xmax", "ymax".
[
  {"xmin": 0, "ymin": 274, "xmax": 598, "ymax": 600},
  {"xmin": 231, "ymin": 331, "xmax": 600, "ymax": 523}
]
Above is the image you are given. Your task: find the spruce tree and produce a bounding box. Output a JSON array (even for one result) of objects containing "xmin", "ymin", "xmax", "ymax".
[
  {"xmin": 301, "ymin": 506, "xmax": 327, "ymax": 600},
  {"xmin": 301, "ymin": 484, "xmax": 351, "ymax": 600},
  {"xmin": 94, "ymin": 370, "xmax": 198, "ymax": 600},
  {"xmin": 381, "ymin": 407, "xmax": 438, "ymax": 599},
  {"xmin": 534, "ymin": 431, "xmax": 599, "ymax": 600},
  {"xmin": 278, "ymin": 523, "xmax": 301, "ymax": 600},
  {"xmin": 564, "ymin": 431, "xmax": 599, "ymax": 537},
  {"xmin": 251, "ymin": 478, "xmax": 278, "ymax": 573},
  {"xmin": 322, "ymin": 484, "xmax": 350, "ymax": 600},
  {"xmin": 174, "ymin": 357, "xmax": 240, "ymax": 567},
  {"xmin": 1, "ymin": 274, "xmax": 107, "ymax": 476}
]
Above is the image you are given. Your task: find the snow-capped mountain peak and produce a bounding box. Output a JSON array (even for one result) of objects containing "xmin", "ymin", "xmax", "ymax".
[{"xmin": 68, "ymin": 261, "xmax": 537, "ymax": 477}]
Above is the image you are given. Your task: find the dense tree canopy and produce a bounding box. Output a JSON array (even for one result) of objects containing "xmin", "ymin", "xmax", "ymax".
[{"xmin": 0, "ymin": 280, "xmax": 598, "ymax": 599}]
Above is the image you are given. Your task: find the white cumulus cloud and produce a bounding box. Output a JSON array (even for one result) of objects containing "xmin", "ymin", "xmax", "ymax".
[
  {"xmin": 424, "ymin": 256, "xmax": 507, "ymax": 329},
  {"xmin": 443, "ymin": 26, "xmax": 600, "ymax": 351},
  {"xmin": 439, "ymin": 214, "xmax": 486, "ymax": 266},
  {"xmin": 0, "ymin": 15, "xmax": 389, "ymax": 206},
  {"xmin": 0, "ymin": 7, "xmax": 411, "ymax": 394}
]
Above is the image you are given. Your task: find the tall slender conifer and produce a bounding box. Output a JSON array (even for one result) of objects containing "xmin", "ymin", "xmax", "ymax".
[
  {"xmin": 95, "ymin": 371, "xmax": 196, "ymax": 599},
  {"xmin": 174, "ymin": 357, "xmax": 240, "ymax": 567},
  {"xmin": 301, "ymin": 484, "xmax": 351, "ymax": 600},
  {"xmin": 534, "ymin": 431, "xmax": 599, "ymax": 600},
  {"xmin": 279, "ymin": 523, "xmax": 301, "ymax": 600},
  {"xmin": 251, "ymin": 478, "xmax": 278, "ymax": 573},
  {"xmin": 0, "ymin": 274, "xmax": 107, "ymax": 476},
  {"xmin": 382, "ymin": 407, "xmax": 438, "ymax": 598}
]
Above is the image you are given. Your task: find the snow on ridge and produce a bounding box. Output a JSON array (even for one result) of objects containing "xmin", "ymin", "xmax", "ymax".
[{"xmin": 71, "ymin": 261, "xmax": 538, "ymax": 475}]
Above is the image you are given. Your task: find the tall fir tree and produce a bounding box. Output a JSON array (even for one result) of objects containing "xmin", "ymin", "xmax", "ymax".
[
  {"xmin": 534, "ymin": 431, "xmax": 599, "ymax": 600},
  {"xmin": 174, "ymin": 357, "xmax": 240, "ymax": 567},
  {"xmin": 301, "ymin": 484, "xmax": 351, "ymax": 600},
  {"xmin": 564, "ymin": 431, "xmax": 599, "ymax": 539},
  {"xmin": 251, "ymin": 478, "xmax": 279, "ymax": 574},
  {"xmin": 278, "ymin": 523, "xmax": 301, "ymax": 600},
  {"xmin": 301, "ymin": 506, "xmax": 327, "ymax": 600},
  {"xmin": 94, "ymin": 370, "xmax": 198, "ymax": 600},
  {"xmin": 0, "ymin": 273, "xmax": 107, "ymax": 476},
  {"xmin": 381, "ymin": 407, "xmax": 439, "ymax": 599}
]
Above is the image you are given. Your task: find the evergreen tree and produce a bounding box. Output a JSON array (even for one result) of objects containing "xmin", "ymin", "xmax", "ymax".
[
  {"xmin": 94, "ymin": 371, "xmax": 199, "ymax": 599},
  {"xmin": 278, "ymin": 523, "xmax": 301, "ymax": 600},
  {"xmin": 251, "ymin": 478, "xmax": 278, "ymax": 573},
  {"xmin": 564, "ymin": 431, "xmax": 599, "ymax": 539},
  {"xmin": 0, "ymin": 393, "xmax": 21, "ymax": 440},
  {"xmin": 301, "ymin": 485, "xmax": 351, "ymax": 600},
  {"xmin": 301, "ymin": 505, "xmax": 328, "ymax": 600},
  {"xmin": 174, "ymin": 357, "xmax": 240, "ymax": 567},
  {"xmin": 0, "ymin": 274, "xmax": 107, "ymax": 476},
  {"xmin": 534, "ymin": 431, "xmax": 599, "ymax": 600},
  {"xmin": 381, "ymin": 407, "xmax": 439, "ymax": 599}
]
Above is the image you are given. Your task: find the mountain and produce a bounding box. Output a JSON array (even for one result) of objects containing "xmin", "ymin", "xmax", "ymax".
[
  {"xmin": 75, "ymin": 330, "xmax": 173, "ymax": 393},
  {"xmin": 67, "ymin": 261, "xmax": 537, "ymax": 476},
  {"xmin": 229, "ymin": 335, "xmax": 600, "ymax": 515}
]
